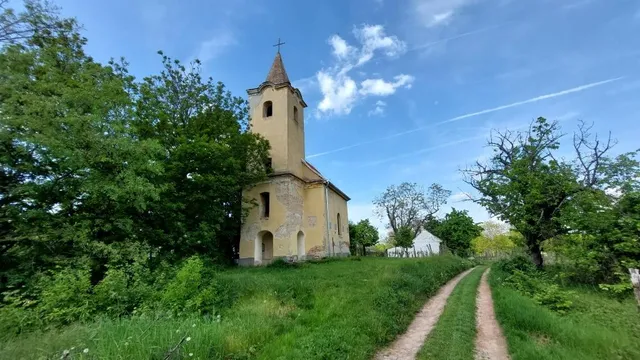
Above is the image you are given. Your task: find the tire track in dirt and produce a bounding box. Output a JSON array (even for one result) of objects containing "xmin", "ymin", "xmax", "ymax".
[
  {"xmin": 374, "ymin": 267, "xmax": 475, "ymax": 360},
  {"xmin": 475, "ymin": 268, "xmax": 510, "ymax": 360}
]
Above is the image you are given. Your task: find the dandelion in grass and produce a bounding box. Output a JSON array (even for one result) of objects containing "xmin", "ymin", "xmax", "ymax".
[
  {"xmin": 83, "ymin": 348, "xmax": 89, "ymax": 353},
  {"xmin": 189, "ymin": 353, "xmax": 193, "ymax": 357},
  {"xmin": 186, "ymin": 337, "xmax": 191, "ymax": 342}
]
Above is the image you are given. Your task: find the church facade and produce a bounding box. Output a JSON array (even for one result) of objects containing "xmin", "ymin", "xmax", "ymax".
[{"xmin": 238, "ymin": 51, "xmax": 351, "ymax": 265}]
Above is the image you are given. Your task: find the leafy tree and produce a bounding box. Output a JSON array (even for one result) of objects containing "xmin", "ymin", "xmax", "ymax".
[
  {"xmin": 394, "ymin": 226, "xmax": 414, "ymax": 250},
  {"xmin": 0, "ymin": 0, "xmax": 272, "ymax": 294},
  {"xmin": 554, "ymin": 189, "xmax": 640, "ymax": 288},
  {"xmin": 462, "ymin": 118, "xmax": 632, "ymax": 267},
  {"xmin": 428, "ymin": 209, "xmax": 481, "ymax": 257},
  {"xmin": 348, "ymin": 219, "xmax": 379, "ymax": 256},
  {"xmin": 471, "ymin": 231, "xmax": 520, "ymax": 257},
  {"xmin": 374, "ymin": 182, "xmax": 450, "ymax": 237},
  {"xmin": 470, "ymin": 220, "xmax": 521, "ymax": 256},
  {"xmin": 132, "ymin": 53, "xmax": 270, "ymax": 264},
  {"xmin": 0, "ymin": 15, "xmax": 163, "ymax": 286}
]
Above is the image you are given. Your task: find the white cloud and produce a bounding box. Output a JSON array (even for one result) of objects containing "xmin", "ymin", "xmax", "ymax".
[
  {"xmin": 194, "ymin": 32, "xmax": 236, "ymax": 64},
  {"xmin": 328, "ymin": 35, "xmax": 355, "ymax": 59},
  {"xmin": 317, "ymin": 71, "xmax": 358, "ymax": 115},
  {"xmin": 412, "ymin": 0, "xmax": 475, "ymax": 27},
  {"xmin": 316, "ymin": 25, "xmax": 413, "ymax": 116},
  {"xmin": 360, "ymin": 74, "xmax": 415, "ymax": 96},
  {"xmin": 353, "ymin": 24, "xmax": 407, "ymax": 65},
  {"xmin": 368, "ymin": 100, "xmax": 387, "ymax": 116}
]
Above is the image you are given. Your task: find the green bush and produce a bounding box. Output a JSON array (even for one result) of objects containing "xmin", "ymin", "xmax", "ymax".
[
  {"xmin": 534, "ymin": 284, "xmax": 573, "ymax": 314},
  {"xmin": 160, "ymin": 257, "xmax": 206, "ymax": 314},
  {"xmin": 0, "ymin": 289, "xmax": 39, "ymax": 339},
  {"xmin": 37, "ymin": 268, "xmax": 94, "ymax": 325},
  {"xmin": 499, "ymin": 264, "xmax": 574, "ymax": 314},
  {"xmin": 495, "ymin": 255, "xmax": 536, "ymax": 273}
]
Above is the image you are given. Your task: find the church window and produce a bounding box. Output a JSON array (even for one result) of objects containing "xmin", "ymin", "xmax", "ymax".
[
  {"xmin": 264, "ymin": 101, "xmax": 273, "ymax": 117},
  {"xmin": 260, "ymin": 192, "xmax": 270, "ymax": 218},
  {"xmin": 293, "ymin": 106, "xmax": 299, "ymax": 123},
  {"xmin": 337, "ymin": 213, "xmax": 342, "ymax": 235}
]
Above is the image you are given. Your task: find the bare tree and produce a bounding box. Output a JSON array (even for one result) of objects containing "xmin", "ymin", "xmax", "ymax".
[
  {"xmin": 1, "ymin": 0, "xmax": 72, "ymax": 45},
  {"xmin": 573, "ymin": 120, "xmax": 615, "ymax": 188},
  {"xmin": 462, "ymin": 117, "xmax": 618, "ymax": 267},
  {"xmin": 374, "ymin": 182, "xmax": 451, "ymax": 238}
]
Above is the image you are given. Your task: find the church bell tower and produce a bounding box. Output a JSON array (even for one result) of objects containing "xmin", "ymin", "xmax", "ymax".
[{"xmin": 246, "ymin": 49, "xmax": 307, "ymax": 179}]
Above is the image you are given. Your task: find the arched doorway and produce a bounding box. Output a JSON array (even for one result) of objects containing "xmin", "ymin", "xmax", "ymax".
[
  {"xmin": 255, "ymin": 231, "xmax": 274, "ymax": 264},
  {"xmin": 297, "ymin": 231, "xmax": 305, "ymax": 260}
]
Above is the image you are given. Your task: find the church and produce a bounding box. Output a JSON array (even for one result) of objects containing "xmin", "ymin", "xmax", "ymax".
[{"xmin": 238, "ymin": 49, "xmax": 351, "ymax": 265}]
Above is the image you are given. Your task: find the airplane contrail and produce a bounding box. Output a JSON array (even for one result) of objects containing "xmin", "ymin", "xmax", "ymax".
[
  {"xmin": 410, "ymin": 23, "xmax": 509, "ymax": 51},
  {"xmin": 306, "ymin": 76, "xmax": 624, "ymax": 159}
]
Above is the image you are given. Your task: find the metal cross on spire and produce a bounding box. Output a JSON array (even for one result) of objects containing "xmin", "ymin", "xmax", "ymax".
[{"xmin": 273, "ymin": 38, "xmax": 285, "ymax": 53}]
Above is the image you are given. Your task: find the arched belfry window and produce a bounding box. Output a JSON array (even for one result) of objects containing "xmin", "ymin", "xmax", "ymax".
[
  {"xmin": 263, "ymin": 101, "xmax": 273, "ymax": 118},
  {"xmin": 337, "ymin": 213, "xmax": 342, "ymax": 236},
  {"xmin": 293, "ymin": 106, "xmax": 299, "ymax": 123}
]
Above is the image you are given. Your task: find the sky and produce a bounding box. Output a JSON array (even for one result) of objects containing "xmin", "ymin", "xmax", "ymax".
[{"xmin": 33, "ymin": 0, "xmax": 640, "ymax": 235}]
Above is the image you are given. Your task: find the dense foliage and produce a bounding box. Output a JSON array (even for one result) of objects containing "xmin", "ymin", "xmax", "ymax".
[
  {"xmin": 425, "ymin": 209, "xmax": 482, "ymax": 257},
  {"xmin": 471, "ymin": 221, "xmax": 522, "ymax": 257},
  {"xmin": 0, "ymin": 1, "xmax": 269, "ymax": 305},
  {"xmin": 348, "ymin": 219, "xmax": 379, "ymax": 255},
  {"xmin": 464, "ymin": 117, "xmax": 639, "ymax": 273}
]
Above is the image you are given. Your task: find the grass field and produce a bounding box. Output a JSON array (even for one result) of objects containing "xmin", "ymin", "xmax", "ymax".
[
  {"xmin": 417, "ymin": 266, "xmax": 485, "ymax": 360},
  {"xmin": 489, "ymin": 268, "xmax": 640, "ymax": 360},
  {"xmin": 0, "ymin": 256, "xmax": 471, "ymax": 360}
]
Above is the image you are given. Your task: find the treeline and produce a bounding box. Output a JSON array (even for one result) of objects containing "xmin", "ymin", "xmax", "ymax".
[{"xmin": 0, "ymin": 1, "xmax": 270, "ymax": 299}]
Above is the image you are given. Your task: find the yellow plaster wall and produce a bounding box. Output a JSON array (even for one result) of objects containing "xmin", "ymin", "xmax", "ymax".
[
  {"xmin": 248, "ymin": 86, "xmax": 305, "ymax": 179},
  {"xmin": 286, "ymin": 91, "xmax": 305, "ymax": 179},
  {"xmin": 327, "ymin": 189, "xmax": 350, "ymax": 256},
  {"xmin": 248, "ymin": 87, "xmax": 289, "ymax": 173},
  {"xmin": 303, "ymin": 183, "xmax": 328, "ymax": 258}
]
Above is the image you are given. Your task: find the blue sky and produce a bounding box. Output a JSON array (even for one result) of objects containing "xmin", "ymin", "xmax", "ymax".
[{"xmin": 43, "ymin": 0, "xmax": 640, "ymax": 233}]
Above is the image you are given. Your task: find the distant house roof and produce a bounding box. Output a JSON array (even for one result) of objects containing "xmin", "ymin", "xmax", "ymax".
[
  {"xmin": 413, "ymin": 229, "xmax": 442, "ymax": 245},
  {"xmin": 301, "ymin": 159, "xmax": 350, "ymax": 201},
  {"xmin": 387, "ymin": 229, "xmax": 441, "ymax": 253}
]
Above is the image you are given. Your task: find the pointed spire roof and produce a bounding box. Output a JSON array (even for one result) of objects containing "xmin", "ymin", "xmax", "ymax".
[{"xmin": 265, "ymin": 52, "xmax": 290, "ymax": 85}]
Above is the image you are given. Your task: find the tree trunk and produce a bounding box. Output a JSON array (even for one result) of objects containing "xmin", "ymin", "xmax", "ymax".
[{"xmin": 529, "ymin": 242, "xmax": 544, "ymax": 268}]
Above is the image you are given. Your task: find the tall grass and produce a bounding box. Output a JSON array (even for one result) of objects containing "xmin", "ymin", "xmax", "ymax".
[
  {"xmin": 417, "ymin": 266, "xmax": 485, "ymax": 360},
  {"xmin": 489, "ymin": 268, "xmax": 640, "ymax": 360},
  {"xmin": 0, "ymin": 256, "xmax": 471, "ymax": 360}
]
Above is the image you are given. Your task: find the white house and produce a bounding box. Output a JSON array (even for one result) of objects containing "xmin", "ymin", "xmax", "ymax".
[{"xmin": 387, "ymin": 229, "xmax": 441, "ymax": 257}]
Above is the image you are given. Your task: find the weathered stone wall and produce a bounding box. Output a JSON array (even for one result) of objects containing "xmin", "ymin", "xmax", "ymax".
[{"xmin": 239, "ymin": 175, "xmax": 331, "ymax": 264}]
